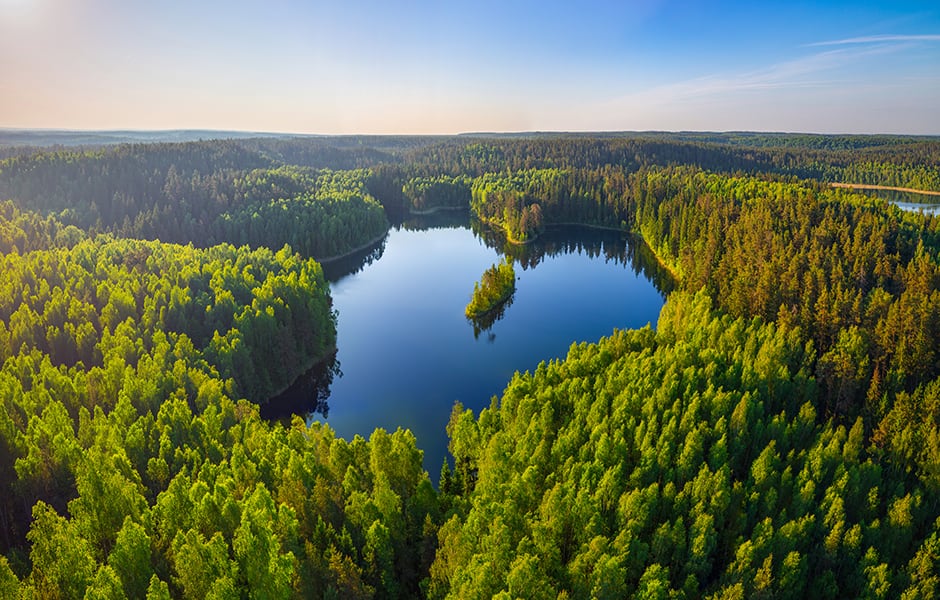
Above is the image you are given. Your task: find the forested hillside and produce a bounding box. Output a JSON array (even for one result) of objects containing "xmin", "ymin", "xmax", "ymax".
[
  {"xmin": 0, "ymin": 147, "xmax": 389, "ymax": 260},
  {"xmin": 434, "ymin": 293, "xmax": 938, "ymax": 598},
  {"xmin": 0, "ymin": 208, "xmax": 434, "ymax": 597},
  {"xmin": 1, "ymin": 133, "xmax": 940, "ymax": 598}
]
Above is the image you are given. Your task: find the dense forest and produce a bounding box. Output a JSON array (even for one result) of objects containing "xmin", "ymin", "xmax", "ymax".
[
  {"xmin": 435, "ymin": 292, "xmax": 939, "ymax": 598},
  {"xmin": 0, "ymin": 148, "xmax": 389, "ymax": 259},
  {"xmin": 1, "ymin": 132, "xmax": 940, "ymax": 597}
]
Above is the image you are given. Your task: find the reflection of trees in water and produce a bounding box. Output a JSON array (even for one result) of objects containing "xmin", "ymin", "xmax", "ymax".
[
  {"xmin": 625, "ymin": 235, "xmax": 676, "ymax": 295},
  {"xmin": 259, "ymin": 351, "xmax": 341, "ymax": 422},
  {"xmin": 850, "ymin": 187, "xmax": 931, "ymax": 204},
  {"xmin": 468, "ymin": 292, "xmax": 514, "ymax": 341},
  {"xmin": 464, "ymin": 220, "xmax": 674, "ymax": 338},
  {"xmin": 471, "ymin": 219, "xmax": 675, "ymax": 295},
  {"xmin": 322, "ymin": 237, "xmax": 387, "ymax": 282},
  {"xmin": 324, "ymin": 210, "xmax": 471, "ymax": 281},
  {"xmin": 850, "ymin": 188, "xmax": 940, "ymax": 213},
  {"xmin": 399, "ymin": 209, "xmax": 470, "ymax": 232}
]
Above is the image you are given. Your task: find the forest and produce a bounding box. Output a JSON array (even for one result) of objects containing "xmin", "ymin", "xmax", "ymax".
[{"xmin": 1, "ymin": 132, "xmax": 940, "ymax": 597}]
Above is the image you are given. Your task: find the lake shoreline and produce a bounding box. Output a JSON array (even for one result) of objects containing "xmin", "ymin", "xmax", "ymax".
[
  {"xmin": 466, "ymin": 285, "xmax": 515, "ymax": 319},
  {"xmin": 316, "ymin": 231, "xmax": 388, "ymax": 264},
  {"xmin": 491, "ymin": 219, "xmax": 629, "ymax": 245},
  {"xmin": 408, "ymin": 205, "xmax": 468, "ymax": 215},
  {"xmin": 261, "ymin": 344, "xmax": 338, "ymax": 406},
  {"xmin": 547, "ymin": 222, "xmax": 627, "ymax": 234}
]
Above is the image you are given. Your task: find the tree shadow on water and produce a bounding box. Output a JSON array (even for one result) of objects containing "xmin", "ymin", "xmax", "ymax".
[
  {"xmin": 468, "ymin": 292, "xmax": 515, "ymax": 341},
  {"xmin": 259, "ymin": 351, "xmax": 341, "ymax": 422}
]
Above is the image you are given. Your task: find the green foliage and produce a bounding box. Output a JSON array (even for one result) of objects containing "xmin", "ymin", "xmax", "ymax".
[
  {"xmin": 4, "ymin": 133, "xmax": 940, "ymax": 598},
  {"xmin": 0, "ymin": 214, "xmax": 438, "ymax": 599},
  {"xmin": 0, "ymin": 556, "xmax": 18, "ymax": 599},
  {"xmin": 0, "ymin": 341, "xmax": 433, "ymax": 596},
  {"xmin": 432, "ymin": 292, "xmax": 935, "ymax": 598},
  {"xmin": 402, "ymin": 175, "xmax": 472, "ymax": 213},
  {"xmin": 631, "ymin": 166, "xmax": 940, "ymax": 417},
  {"xmin": 213, "ymin": 168, "xmax": 388, "ymax": 259},
  {"xmin": 0, "ymin": 235, "xmax": 335, "ymax": 404},
  {"xmin": 108, "ymin": 518, "xmax": 155, "ymax": 598},
  {"xmin": 0, "ymin": 146, "xmax": 388, "ymax": 260},
  {"xmin": 465, "ymin": 258, "xmax": 516, "ymax": 319}
]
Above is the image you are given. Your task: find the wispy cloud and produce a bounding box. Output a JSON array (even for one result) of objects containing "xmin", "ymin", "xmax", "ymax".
[
  {"xmin": 616, "ymin": 42, "xmax": 905, "ymax": 104},
  {"xmin": 808, "ymin": 34, "xmax": 940, "ymax": 46},
  {"xmin": 580, "ymin": 35, "xmax": 939, "ymax": 133}
]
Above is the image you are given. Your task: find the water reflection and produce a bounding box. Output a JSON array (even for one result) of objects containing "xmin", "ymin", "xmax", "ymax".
[
  {"xmin": 400, "ymin": 208, "xmax": 470, "ymax": 231},
  {"xmin": 322, "ymin": 210, "xmax": 468, "ymax": 282},
  {"xmin": 259, "ymin": 351, "xmax": 341, "ymax": 422},
  {"xmin": 468, "ymin": 291, "xmax": 515, "ymax": 340},
  {"xmin": 393, "ymin": 210, "xmax": 675, "ymax": 297},
  {"xmin": 470, "ymin": 219, "xmax": 676, "ymax": 295},
  {"xmin": 892, "ymin": 201, "xmax": 940, "ymax": 215},
  {"xmin": 321, "ymin": 236, "xmax": 387, "ymax": 282},
  {"xmin": 626, "ymin": 233, "xmax": 677, "ymax": 295},
  {"xmin": 849, "ymin": 188, "xmax": 940, "ymax": 216}
]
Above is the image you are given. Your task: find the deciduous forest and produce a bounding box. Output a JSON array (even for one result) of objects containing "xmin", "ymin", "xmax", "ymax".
[{"xmin": 1, "ymin": 132, "xmax": 940, "ymax": 597}]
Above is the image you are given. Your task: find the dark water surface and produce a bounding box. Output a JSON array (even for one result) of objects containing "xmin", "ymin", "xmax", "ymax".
[{"xmin": 264, "ymin": 213, "xmax": 670, "ymax": 476}]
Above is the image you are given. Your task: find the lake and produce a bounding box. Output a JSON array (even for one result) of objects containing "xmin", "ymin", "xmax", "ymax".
[
  {"xmin": 849, "ymin": 187, "xmax": 940, "ymax": 215},
  {"xmin": 263, "ymin": 212, "xmax": 670, "ymax": 476}
]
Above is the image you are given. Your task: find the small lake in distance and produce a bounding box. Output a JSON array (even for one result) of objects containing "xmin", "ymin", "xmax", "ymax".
[
  {"xmin": 263, "ymin": 212, "xmax": 670, "ymax": 476},
  {"xmin": 850, "ymin": 187, "xmax": 940, "ymax": 215}
]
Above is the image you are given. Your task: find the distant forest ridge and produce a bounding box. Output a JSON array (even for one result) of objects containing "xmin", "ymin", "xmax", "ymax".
[
  {"xmin": 0, "ymin": 128, "xmax": 296, "ymax": 148},
  {"xmin": 3, "ymin": 128, "xmax": 940, "ymax": 150}
]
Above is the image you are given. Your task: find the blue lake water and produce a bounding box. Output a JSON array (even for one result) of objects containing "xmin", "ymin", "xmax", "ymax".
[
  {"xmin": 850, "ymin": 187, "xmax": 940, "ymax": 215},
  {"xmin": 892, "ymin": 200, "xmax": 940, "ymax": 215},
  {"xmin": 263, "ymin": 213, "xmax": 669, "ymax": 476}
]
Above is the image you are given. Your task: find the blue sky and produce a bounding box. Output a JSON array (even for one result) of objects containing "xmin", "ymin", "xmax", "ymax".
[{"xmin": 0, "ymin": 0, "xmax": 938, "ymax": 134}]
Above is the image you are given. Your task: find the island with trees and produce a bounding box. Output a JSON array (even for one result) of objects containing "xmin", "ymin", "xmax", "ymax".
[{"xmin": 465, "ymin": 258, "xmax": 516, "ymax": 321}]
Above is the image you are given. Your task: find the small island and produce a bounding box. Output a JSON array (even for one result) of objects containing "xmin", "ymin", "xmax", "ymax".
[{"xmin": 465, "ymin": 257, "xmax": 516, "ymax": 319}]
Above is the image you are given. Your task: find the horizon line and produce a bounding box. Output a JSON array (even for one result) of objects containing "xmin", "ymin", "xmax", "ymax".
[{"xmin": 2, "ymin": 126, "xmax": 940, "ymax": 138}]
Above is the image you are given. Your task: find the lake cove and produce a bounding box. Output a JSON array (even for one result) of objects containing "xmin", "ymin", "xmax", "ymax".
[{"xmin": 263, "ymin": 213, "xmax": 669, "ymax": 476}]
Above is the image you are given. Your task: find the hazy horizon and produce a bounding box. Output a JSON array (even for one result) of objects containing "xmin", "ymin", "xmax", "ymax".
[
  {"xmin": 2, "ymin": 0, "xmax": 938, "ymax": 135},
  {"xmin": 5, "ymin": 126, "xmax": 940, "ymax": 137}
]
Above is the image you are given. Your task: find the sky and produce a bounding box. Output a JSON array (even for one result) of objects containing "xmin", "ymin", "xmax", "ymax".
[{"xmin": 0, "ymin": 0, "xmax": 938, "ymax": 135}]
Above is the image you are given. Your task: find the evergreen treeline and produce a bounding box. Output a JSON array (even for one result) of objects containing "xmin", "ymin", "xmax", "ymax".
[
  {"xmin": 401, "ymin": 136, "xmax": 940, "ymax": 192},
  {"xmin": 0, "ymin": 225, "xmax": 335, "ymax": 406},
  {"xmin": 469, "ymin": 168, "xmax": 632, "ymax": 241},
  {"xmin": 630, "ymin": 168, "xmax": 940, "ymax": 419},
  {"xmin": 0, "ymin": 147, "xmax": 388, "ymax": 260},
  {"xmin": 0, "ymin": 212, "xmax": 439, "ymax": 598},
  {"xmin": 433, "ymin": 292, "xmax": 939, "ymax": 598},
  {"xmin": 211, "ymin": 168, "xmax": 388, "ymax": 258},
  {"xmin": 401, "ymin": 176, "xmax": 471, "ymax": 213}
]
